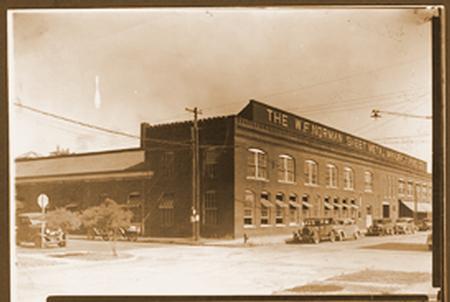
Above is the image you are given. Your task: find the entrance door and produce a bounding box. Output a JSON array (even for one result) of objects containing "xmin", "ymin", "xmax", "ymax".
[{"xmin": 382, "ymin": 204, "xmax": 390, "ymax": 218}]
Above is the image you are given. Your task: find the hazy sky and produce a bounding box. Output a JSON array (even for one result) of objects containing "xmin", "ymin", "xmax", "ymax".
[{"xmin": 9, "ymin": 8, "xmax": 433, "ymax": 169}]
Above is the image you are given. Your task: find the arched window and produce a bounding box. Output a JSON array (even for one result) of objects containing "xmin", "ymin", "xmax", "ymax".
[
  {"xmin": 304, "ymin": 160, "xmax": 318, "ymax": 185},
  {"xmin": 278, "ymin": 155, "xmax": 295, "ymax": 183},
  {"xmin": 243, "ymin": 190, "xmax": 255, "ymax": 226},
  {"xmin": 343, "ymin": 167, "xmax": 354, "ymax": 190},
  {"xmin": 247, "ymin": 148, "xmax": 268, "ymax": 180},
  {"xmin": 326, "ymin": 164, "xmax": 338, "ymax": 188},
  {"xmin": 364, "ymin": 171, "xmax": 373, "ymax": 192}
]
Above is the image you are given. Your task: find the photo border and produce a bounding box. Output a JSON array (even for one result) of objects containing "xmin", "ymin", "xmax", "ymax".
[{"xmin": 0, "ymin": 1, "xmax": 447, "ymax": 302}]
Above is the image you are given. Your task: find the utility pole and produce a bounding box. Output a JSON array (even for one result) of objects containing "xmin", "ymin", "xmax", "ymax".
[{"xmin": 186, "ymin": 107, "xmax": 202, "ymax": 241}]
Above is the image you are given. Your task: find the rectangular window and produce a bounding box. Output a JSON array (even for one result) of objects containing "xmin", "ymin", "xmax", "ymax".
[
  {"xmin": 244, "ymin": 190, "xmax": 255, "ymax": 226},
  {"xmin": 261, "ymin": 206, "xmax": 270, "ymax": 225},
  {"xmin": 364, "ymin": 171, "xmax": 373, "ymax": 192},
  {"xmin": 205, "ymin": 150, "xmax": 218, "ymax": 179},
  {"xmin": 203, "ymin": 191, "xmax": 218, "ymax": 225},
  {"xmin": 260, "ymin": 192, "xmax": 271, "ymax": 225},
  {"xmin": 289, "ymin": 194, "xmax": 299, "ymax": 224}
]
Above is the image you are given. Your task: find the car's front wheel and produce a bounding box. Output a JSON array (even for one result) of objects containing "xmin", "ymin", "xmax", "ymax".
[
  {"xmin": 34, "ymin": 236, "xmax": 43, "ymax": 248},
  {"xmin": 312, "ymin": 232, "xmax": 320, "ymax": 244},
  {"xmin": 329, "ymin": 232, "xmax": 336, "ymax": 243}
]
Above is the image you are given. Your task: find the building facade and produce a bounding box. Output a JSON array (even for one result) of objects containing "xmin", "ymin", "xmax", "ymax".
[{"xmin": 15, "ymin": 100, "xmax": 432, "ymax": 239}]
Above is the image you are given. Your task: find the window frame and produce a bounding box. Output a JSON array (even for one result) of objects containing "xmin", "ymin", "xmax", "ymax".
[
  {"xmin": 343, "ymin": 167, "xmax": 354, "ymax": 191},
  {"xmin": 364, "ymin": 171, "xmax": 374, "ymax": 193},
  {"xmin": 278, "ymin": 154, "xmax": 295, "ymax": 184},
  {"xmin": 304, "ymin": 159, "xmax": 319, "ymax": 186},
  {"xmin": 247, "ymin": 148, "xmax": 268, "ymax": 181},
  {"xmin": 243, "ymin": 190, "xmax": 255, "ymax": 227},
  {"xmin": 326, "ymin": 163, "xmax": 338, "ymax": 188}
]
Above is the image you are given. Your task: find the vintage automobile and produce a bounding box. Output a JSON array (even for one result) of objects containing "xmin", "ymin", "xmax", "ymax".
[
  {"xmin": 286, "ymin": 218, "xmax": 338, "ymax": 244},
  {"xmin": 366, "ymin": 218, "xmax": 396, "ymax": 236},
  {"xmin": 16, "ymin": 212, "xmax": 66, "ymax": 248},
  {"xmin": 333, "ymin": 218, "xmax": 362, "ymax": 241},
  {"xmin": 394, "ymin": 217, "xmax": 417, "ymax": 234},
  {"xmin": 426, "ymin": 233, "xmax": 432, "ymax": 251},
  {"xmin": 415, "ymin": 218, "xmax": 432, "ymax": 231}
]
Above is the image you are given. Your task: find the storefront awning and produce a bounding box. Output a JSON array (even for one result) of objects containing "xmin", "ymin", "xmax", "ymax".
[
  {"xmin": 275, "ymin": 200, "xmax": 288, "ymax": 208},
  {"xmin": 289, "ymin": 201, "xmax": 302, "ymax": 208},
  {"xmin": 333, "ymin": 203, "xmax": 342, "ymax": 209},
  {"xmin": 302, "ymin": 201, "xmax": 312, "ymax": 209},
  {"xmin": 260, "ymin": 199, "xmax": 275, "ymax": 208},
  {"xmin": 351, "ymin": 204, "xmax": 359, "ymax": 209},
  {"xmin": 324, "ymin": 202, "xmax": 333, "ymax": 210},
  {"xmin": 341, "ymin": 203, "xmax": 350, "ymax": 209},
  {"xmin": 400, "ymin": 200, "xmax": 432, "ymax": 213}
]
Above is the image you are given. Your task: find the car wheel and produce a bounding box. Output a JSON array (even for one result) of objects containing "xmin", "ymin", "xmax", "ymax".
[
  {"xmin": 329, "ymin": 232, "xmax": 336, "ymax": 243},
  {"xmin": 353, "ymin": 232, "xmax": 359, "ymax": 240},
  {"xmin": 58, "ymin": 240, "xmax": 67, "ymax": 247},
  {"xmin": 34, "ymin": 237, "xmax": 43, "ymax": 248},
  {"xmin": 337, "ymin": 232, "xmax": 344, "ymax": 241},
  {"xmin": 312, "ymin": 232, "xmax": 320, "ymax": 244}
]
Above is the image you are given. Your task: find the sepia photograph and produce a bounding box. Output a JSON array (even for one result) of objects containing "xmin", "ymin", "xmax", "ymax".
[{"xmin": 8, "ymin": 6, "xmax": 439, "ymax": 302}]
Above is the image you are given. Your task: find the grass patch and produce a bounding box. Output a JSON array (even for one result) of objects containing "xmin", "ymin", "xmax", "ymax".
[
  {"xmin": 329, "ymin": 269, "xmax": 430, "ymax": 284},
  {"xmin": 361, "ymin": 243, "xmax": 429, "ymax": 252},
  {"xmin": 288, "ymin": 283, "xmax": 343, "ymax": 293}
]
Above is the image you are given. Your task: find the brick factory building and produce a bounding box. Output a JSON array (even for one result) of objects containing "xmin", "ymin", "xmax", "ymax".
[{"xmin": 15, "ymin": 100, "xmax": 432, "ymax": 239}]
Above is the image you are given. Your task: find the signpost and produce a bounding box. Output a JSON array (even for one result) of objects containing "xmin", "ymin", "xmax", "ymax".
[{"xmin": 37, "ymin": 194, "xmax": 49, "ymax": 247}]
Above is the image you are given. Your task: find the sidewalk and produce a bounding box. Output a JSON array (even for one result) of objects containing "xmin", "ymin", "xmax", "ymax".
[{"xmin": 69, "ymin": 234, "xmax": 289, "ymax": 247}]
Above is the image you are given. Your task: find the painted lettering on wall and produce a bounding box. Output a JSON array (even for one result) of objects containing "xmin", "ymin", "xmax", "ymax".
[{"xmin": 261, "ymin": 104, "xmax": 426, "ymax": 171}]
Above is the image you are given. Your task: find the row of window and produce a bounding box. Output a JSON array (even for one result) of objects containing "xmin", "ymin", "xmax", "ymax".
[
  {"xmin": 247, "ymin": 148, "xmax": 371, "ymax": 191},
  {"xmin": 243, "ymin": 190, "xmax": 359, "ymax": 226},
  {"xmin": 247, "ymin": 148, "xmax": 431, "ymax": 197}
]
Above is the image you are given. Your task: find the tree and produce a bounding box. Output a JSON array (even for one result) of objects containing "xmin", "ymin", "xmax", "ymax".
[
  {"xmin": 80, "ymin": 198, "xmax": 133, "ymax": 256},
  {"xmin": 46, "ymin": 208, "xmax": 81, "ymax": 233}
]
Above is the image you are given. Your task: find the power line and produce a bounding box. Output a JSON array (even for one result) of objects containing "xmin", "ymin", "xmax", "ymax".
[{"xmin": 15, "ymin": 102, "xmax": 140, "ymax": 139}]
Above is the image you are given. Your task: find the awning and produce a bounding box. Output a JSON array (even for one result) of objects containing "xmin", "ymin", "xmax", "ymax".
[
  {"xmin": 289, "ymin": 201, "xmax": 302, "ymax": 208},
  {"xmin": 400, "ymin": 200, "xmax": 432, "ymax": 213},
  {"xmin": 275, "ymin": 200, "xmax": 288, "ymax": 208},
  {"xmin": 324, "ymin": 202, "xmax": 333, "ymax": 210},
  {"xmin": 260, "ymin": 199, "xmax": 275, "ymax": 208},
  {"xmin": 302, "ymin": 201, "xmax": 312, "ymax": 209},
  {"xmin": 341, "ymin": 203, "xmax": 350, "ymax": 209},
  {"xmin": 333, "ymin": 203, "xmax": 342, "ymax": 209},
  {"xmin": 351, "ymin": 204, "xmax": 359, "ymax": 209}
]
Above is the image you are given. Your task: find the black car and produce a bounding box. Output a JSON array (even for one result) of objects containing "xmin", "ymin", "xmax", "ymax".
[
  {"xmin": 415, "ymin": 218, "xmax": 432, "ymax": 231},
  {"xmin": 286, "ymin": 218, "xmax": 338, "ymax": 244},
  {"xmin": 366, "ymin": 218, "xmax": 395, "ymax": 236},
  {"xmin": 16, "ymin": 212, "xmax": 66, "ymax": 248}
]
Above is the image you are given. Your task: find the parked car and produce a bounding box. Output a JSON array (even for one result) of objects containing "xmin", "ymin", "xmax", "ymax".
[
  {"xmin": 333, "ymin": 218, "xmax": 362, "ymax": 241},
  {"xmin": 286, "ymin": 218, "xmax": 338, "ymax": 244},
  {"xmin": 426, "ymin": 233, "xmax": 432, "ymax": 251},
  {"xmin": 415, "ymin": 218, "xmax": 432, "ymax": 231},
  {"xmin": 366, "ymin": 218, "xmax": 395, "ymax": 236},
  {"xmin": 16, "ymin": 212, "xmax": 66, "ymax": 248},
  {"xmin": 394, "ymin": 217, "xmax": 417, "ymax": 234}
]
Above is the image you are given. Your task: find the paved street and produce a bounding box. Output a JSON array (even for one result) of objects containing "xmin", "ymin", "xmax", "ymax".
[{"xmin": 14, "ymin": 232, "xmax": 435, "ymax": 302}]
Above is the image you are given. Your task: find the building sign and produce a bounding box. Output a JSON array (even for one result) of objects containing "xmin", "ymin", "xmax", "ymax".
[{"xmin": 247, "ymin": 101, "xmax": 427, "ymax": 172}]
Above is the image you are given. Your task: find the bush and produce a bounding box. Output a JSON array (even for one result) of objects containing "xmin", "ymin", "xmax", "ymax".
[{"xmin": 46, "ymin": 208, "xmax": 81, "ymax": 233}]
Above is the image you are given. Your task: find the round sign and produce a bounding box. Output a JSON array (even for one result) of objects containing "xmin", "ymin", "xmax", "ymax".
[{"xmin": 37, "ymin": 194, "xmax": 49, "ymax": 209}]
